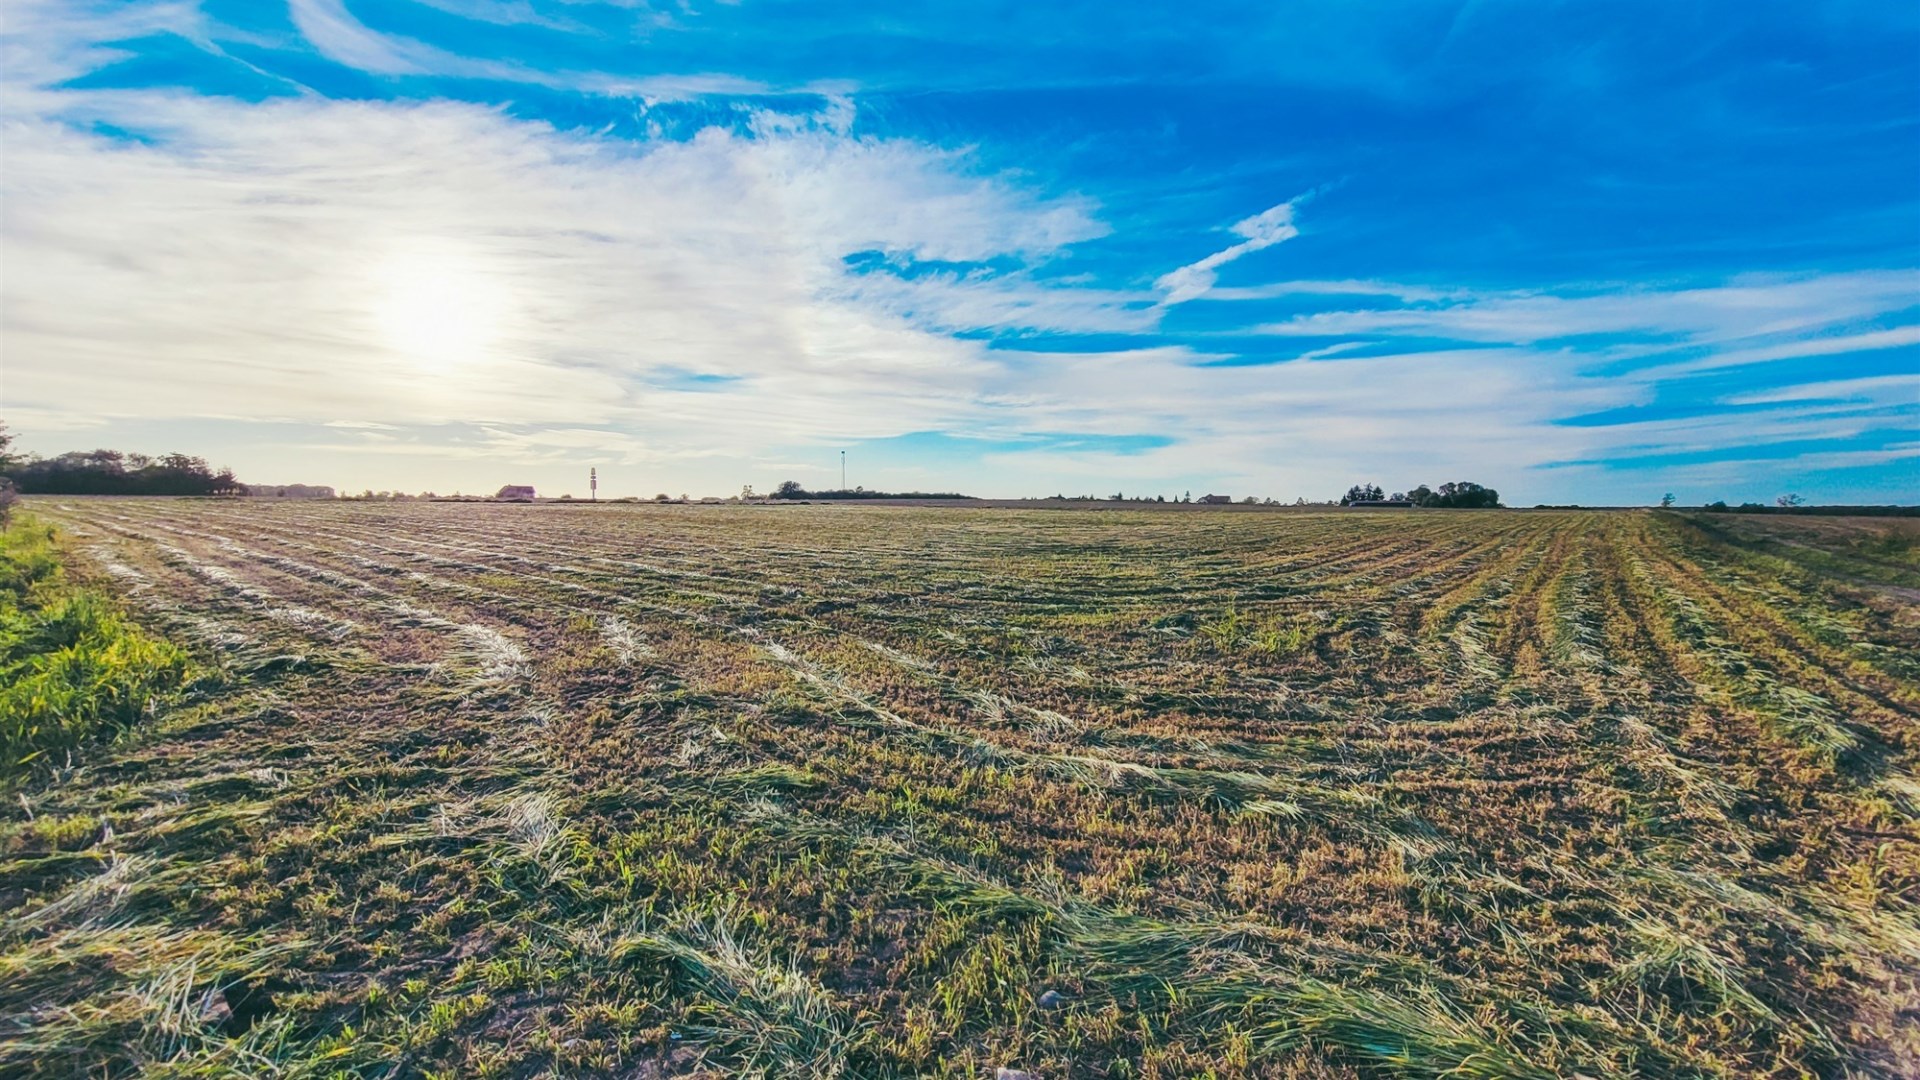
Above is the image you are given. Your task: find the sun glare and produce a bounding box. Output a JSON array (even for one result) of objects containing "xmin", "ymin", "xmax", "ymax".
[{"xmin": 371, "ymin": 246, "xmax": 508, "ymax": 374}]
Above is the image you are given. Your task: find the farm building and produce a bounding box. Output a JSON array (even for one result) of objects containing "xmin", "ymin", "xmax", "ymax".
[
  {"xmin": 494, "ymin": 485, "xmax": 536, "ymax": 501},
  {"xmin": 1198, "ymin": 494, "xmax": 1233, "ymax": 504}
]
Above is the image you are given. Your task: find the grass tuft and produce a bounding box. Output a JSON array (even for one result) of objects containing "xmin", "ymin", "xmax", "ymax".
[{"xmin": 0, "ymin": 518, "xmax": 193, "ymax": 781}]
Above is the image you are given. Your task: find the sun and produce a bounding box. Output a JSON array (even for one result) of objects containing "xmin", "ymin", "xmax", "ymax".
[{"xmin": 371, "ymin": 244, "xmax": 508, "ymax": 374}]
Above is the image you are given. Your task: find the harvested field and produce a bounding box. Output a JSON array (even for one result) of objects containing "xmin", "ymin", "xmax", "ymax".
[{"xmin": 4, "ymin": 500, "xmax": 1918, "ymax": 1078}]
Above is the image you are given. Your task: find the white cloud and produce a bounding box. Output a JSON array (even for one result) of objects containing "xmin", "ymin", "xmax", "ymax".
[
  {"xmin": 962, "ymin": 344, "xmax": 1638, "ymax": 493},
  {"xmin": 0, "ymin": 0, "xmax": 210, "ymax": 102},
  {"xmin": 833, "ymin": 272, "xmax": 1157, "ymax": 335},
  {"xmin": 5, "ymin": 81, "xmax": 1908, "ymax": 502},
  {"xmin": 1199, "ymin": 279, "xmax": 1451, "ymax": 303},
  {"xmin": 582, "ymin": 72, "xmax": 773, "ymax": 103},
  {"xmin": 4, "ymin": 7, "xmax": 1914, "ymax": 503},
  {"xmin": 1633, "ymin": 326, "xmax": 1920, "ymax": 379},
  {"xmin": 289, "ymin": 0, "xmax": 442, "ymax": 75},
  {"xmin": 1154, "ymin": 199, "xmax": 1302, "ymax": 305},
  {"xmin": 281, "ymin": 0, "xmax": 779, "ymax": 102},
  {"xmin": 0, "ymin": 91, "xmax": 1106, "ymax": 451},
  {"xmin": 1723, "ymin": 374, "xmax": 1920, "ymax": 407},
  {"xmin": 1248, "ymin": 272, "xmax": 1920, "ymax": 346},
  {"xmin": 404, "ymin": 0, "xmax": 588, "ymax": 32}
]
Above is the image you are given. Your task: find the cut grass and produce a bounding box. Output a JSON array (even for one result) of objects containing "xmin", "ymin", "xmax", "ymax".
[{"xmin": 0, "ymin": 501, "xmax": 1914, "ymax": 1077}]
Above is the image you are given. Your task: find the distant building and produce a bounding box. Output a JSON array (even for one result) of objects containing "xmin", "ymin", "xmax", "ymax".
[
  {"xmin": 494, "ymin": 485, "xmax": 536, "ymax": 501},
  {"xmin": 1198, "ymin": 494, "xmax": 1232, "ymax": 504}
]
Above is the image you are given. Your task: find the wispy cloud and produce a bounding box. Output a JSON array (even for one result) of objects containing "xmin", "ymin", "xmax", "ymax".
[
  {"xmin": 1198, "ymin": 279, "xmax": 1451, "ymax": 303},
  {"xmin": 1723, "ymin": 374, "xmax": 1920, "ymax": 407},
  {"xmin": 289, "ymin": 0, "xmax": 475, "ymax": 76},
  {"xmin": 1247, "ymin": 272, "xmax": 1920, "ymax": 346},
  {"xmin": 833, "ymin": 272, "xmax": 1155, "ymax": 335},
  {"xmin": 1154, "ymin": 199, "xmax": 1302, "ymax": 305},
  {"xmin": 405, "ymin": 0, "xmax": 590, "ymax": 32},
  {"xmin": 287, "ymin": 0, "xmax": 779, "ymax": 102},
  {"xmin": 1633, "ymin": 326, "xmax": 1920, "ymax": 378}
]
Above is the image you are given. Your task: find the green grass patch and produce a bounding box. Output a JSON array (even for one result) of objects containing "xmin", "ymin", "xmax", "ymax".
[{"xmin": 0, "ymin": 516, "xmax": 193, "ymax": 780}]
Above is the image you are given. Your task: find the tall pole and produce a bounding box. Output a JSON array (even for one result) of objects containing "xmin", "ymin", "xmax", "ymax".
[
  {"xmin": 590, "ymin": 467, "xmax": 597, "ymax": 502},
  {"xmin": 841, "ymin": 450, "xmax": 846, "ymax": 491}
]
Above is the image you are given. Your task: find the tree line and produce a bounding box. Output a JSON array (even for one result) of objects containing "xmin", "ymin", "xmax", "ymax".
[
  {"xmin": 0, "ymin": 432, "xmax": 242, "ymax": 498},
  {"xmin": 771, "ymin": 481, "xmax": 969, "ymax": 500},
  {"xmin": 1339, "ymin": 480, "xmax": 1501, "ymax": 508}
]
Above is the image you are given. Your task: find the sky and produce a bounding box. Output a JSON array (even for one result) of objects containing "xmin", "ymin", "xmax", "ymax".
[{"xmin": 1, "ymin": 0, "xmax": 1916, "ymax": 504}]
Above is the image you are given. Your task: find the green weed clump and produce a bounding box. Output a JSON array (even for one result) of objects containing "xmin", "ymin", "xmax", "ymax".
[{"xmin": 0, "ymin": 517, "xmax": 192, "ymax": 779}]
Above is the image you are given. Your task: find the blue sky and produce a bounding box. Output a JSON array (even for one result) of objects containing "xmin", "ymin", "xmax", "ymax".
[{"xmin": 1, "ymin": 1, "xmax": 1915, "ymax": 503}]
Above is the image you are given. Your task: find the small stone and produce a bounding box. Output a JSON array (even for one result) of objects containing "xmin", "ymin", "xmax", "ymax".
[
  {"xmin": 995, "ymin": 1069, "xmax": 1037, "ymax": 1080},
  {"xmin": 1035, "ymin": 989, "xmax": 1068, "ymax": 1010},
  {"xmin": 196, "ymin": 990, "xmax": 232, "ymax": 1027}
]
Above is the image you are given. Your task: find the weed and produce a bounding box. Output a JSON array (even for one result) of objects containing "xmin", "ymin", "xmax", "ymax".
[{"xmin": 0, "ymin": 518, "xmax": 193, "ymax": 780}]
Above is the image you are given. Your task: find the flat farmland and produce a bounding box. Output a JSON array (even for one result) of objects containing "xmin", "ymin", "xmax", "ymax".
[{"xmin": 5, "ymin": 501, "xmax": 1918, "ymax": 1079}]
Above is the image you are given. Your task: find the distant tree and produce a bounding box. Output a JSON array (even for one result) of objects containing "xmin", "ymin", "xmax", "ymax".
[
  {"xmin": 1340, "ymin": 483, "xmax": 1385, "ymax": 505},
  {"xmin": 1412, "ymin": 481, "xmax": 1501, "ymax": 509},
  {"xmin": 10, "ymin": 446, "xmax": 240, "ymax": 496},
  {"xmin": 1660, "ymin": 493, "xmax": 1676, "ymax": 508},
  {"xmin": 741, "ymin": 484, "xmax": 755, "ymax": 500},
  {"xmin": 1776, "ymin": 493, "xmax": 1806, "ymax": 508},
  {"xmin": 774, "ymin": 480, "xmax": 805, "ymax": 499},
  {"xmin": 0, "ymin": 425, "xmax": 17, "ymax": 529}
]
